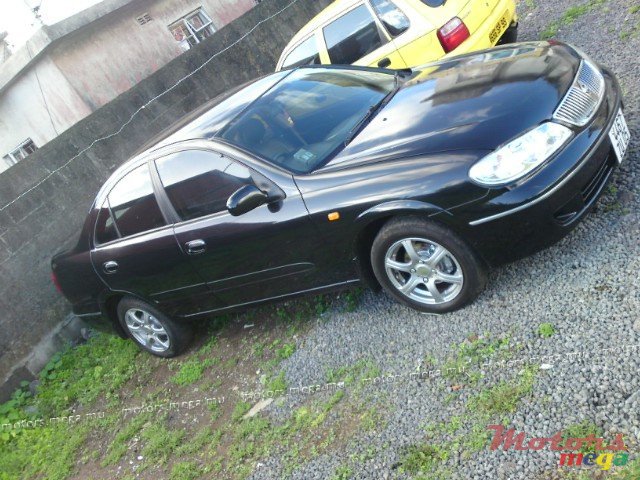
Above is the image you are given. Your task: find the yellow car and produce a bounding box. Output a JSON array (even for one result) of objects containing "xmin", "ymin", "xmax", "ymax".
[{"xmin": 276, "ymin": 0, "xmax": 518, "ymax": 71}]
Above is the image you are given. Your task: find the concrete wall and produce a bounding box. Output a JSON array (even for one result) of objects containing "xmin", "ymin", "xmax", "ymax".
[
  {"xmin": 48, "ymin": 0, "xmax": 257, "ymax": 110},
  {"xmin": 0, "ymin": 0, "xmax": 332, "ymax": 402},
  {"xmin": 0, "ymin": 0, "xmax": 255, "ymax": 171}
]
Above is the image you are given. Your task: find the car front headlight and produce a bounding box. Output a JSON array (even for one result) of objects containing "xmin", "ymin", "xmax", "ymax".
[{"xmin": 469, "ymin": 122, "xmax": 573, "ymax": 186}]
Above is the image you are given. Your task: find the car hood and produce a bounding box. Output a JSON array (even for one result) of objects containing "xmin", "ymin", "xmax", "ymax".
[{"xmin": 326, "ymin": 42, "xmax": 581, "ymax": 170}]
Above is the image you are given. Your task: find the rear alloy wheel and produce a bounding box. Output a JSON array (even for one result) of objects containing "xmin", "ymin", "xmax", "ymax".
[
  {"xmin": 117, "ymin": 297, "xmax": 192, "ymax": 357},
  {"xmin": 371, "ymin": 217, "xmax": 486, "ymax": 313}
]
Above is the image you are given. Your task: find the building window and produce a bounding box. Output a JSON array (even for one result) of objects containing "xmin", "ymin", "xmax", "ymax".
[
  {"xmin": 169, "ymin": 8, "xmax": 215, "ymax": 51},
  {"xmin": 136, "ymin": 13, "xmax": 153, "ymax": 26},
  {"xmin": 3, "ymin": 138, "xmax": 37, "ymax": 166}
]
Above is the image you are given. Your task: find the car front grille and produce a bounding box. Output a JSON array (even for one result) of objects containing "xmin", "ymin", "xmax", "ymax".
[{"xmin": 553, "ymin": 60, "xmax": 605, "ymax": 127}]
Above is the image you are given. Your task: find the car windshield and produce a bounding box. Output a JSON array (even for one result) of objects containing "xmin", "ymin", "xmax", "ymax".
[{"xmin": 217, "ymin": 68, "xmax": 396, "ymax": 173}]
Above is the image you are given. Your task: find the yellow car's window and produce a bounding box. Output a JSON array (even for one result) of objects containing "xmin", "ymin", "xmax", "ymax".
[
  {"xmin": 282, "ymin": 36, "xmax": 321, "ymax": 69},
  {"xmin": 323, "ymin": 5, "xmax": 388, "ymax": 65},
  {"xmin": 369, "ymin": 0, "xmax": 410, "ymax": 37}
]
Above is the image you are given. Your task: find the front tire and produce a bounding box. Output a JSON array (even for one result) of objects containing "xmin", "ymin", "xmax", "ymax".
[
  {"xmin": 370, "ymin": 217, "xmax": 486, "ymax": 313},
  {"xmin": 117, "ymin": 297, "xmax": 192, "ymax": 357}
]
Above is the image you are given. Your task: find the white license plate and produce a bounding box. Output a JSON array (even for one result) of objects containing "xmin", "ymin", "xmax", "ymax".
[{"xmin": 609, "ymin": 109, "xmax": 631, "ymax": 164}]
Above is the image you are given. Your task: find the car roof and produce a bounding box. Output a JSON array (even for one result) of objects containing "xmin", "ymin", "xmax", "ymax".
[
  {"xmin": 96, "ymin": 73, "xmax": 287, "ymax": 200},
  {"xmin": 96, "ymin": 63, "xmax": 394, "ymax": 202}
]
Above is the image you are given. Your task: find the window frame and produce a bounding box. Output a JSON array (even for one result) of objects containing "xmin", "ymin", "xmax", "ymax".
[
  {"xmin": 168, "ymin": 7, "xmax": 215, "ymax": 50},
  {"xmin": 152, "ymin": 149, "xmax": 256, "ymax": 224},
  {"xmin": 4, "ymin": 138, "xmax": 38, "ymax": 166},
  {"xmin": 91, "ymin": 142, "xmax": 289, "ymax": 249},
  {"xmin": 320, "ymin": 2, "xmax": 392, "ymax": 65},
  {"xmin": 92, "ymin": 162, "xmax": 171, "ymax": 249}
]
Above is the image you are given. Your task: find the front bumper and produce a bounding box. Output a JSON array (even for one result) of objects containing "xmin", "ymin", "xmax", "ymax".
[{"xmin": 452, "ymin": 66, "xmax": 624, "ymax": 266}]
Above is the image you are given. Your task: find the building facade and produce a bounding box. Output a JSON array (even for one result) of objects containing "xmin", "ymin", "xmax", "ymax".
[{"xmin": 0, "ymin": 0, "xmax": 256, "ymax": 173}]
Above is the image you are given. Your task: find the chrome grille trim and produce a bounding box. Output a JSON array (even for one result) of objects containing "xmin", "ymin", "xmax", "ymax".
[{"xmin": 553, "ymin": 60, "xmax": 605, "ymax": 127}]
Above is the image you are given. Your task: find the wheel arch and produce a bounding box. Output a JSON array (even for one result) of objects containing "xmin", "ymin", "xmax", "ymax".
[
  {"xmin": 99, "ymin": 292, "xmax": 130, "ymax": 339},
  {"xmin": 353, "ymin": 200, "xmax": 449, "ymax": 291}
]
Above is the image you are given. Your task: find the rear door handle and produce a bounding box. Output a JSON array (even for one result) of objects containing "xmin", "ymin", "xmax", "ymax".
[
  {"xmin": 103, "ymin": 261, "xmax": 119, "ymax": 274},
  {"xmin": 377, "ymin": 57, "xmax": 391, "ymax": 68},
  {"xmin": 185, "ymin": 239, "xmax": 206, "ymax": 255}
]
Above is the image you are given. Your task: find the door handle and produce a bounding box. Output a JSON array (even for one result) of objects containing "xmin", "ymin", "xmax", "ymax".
[
  {"xmin": 185, "ymin": 239, "xmax": 206, "ymax": 255},
  {"xmin": 103, "ymin": 261, "xmax": 119, "ymax": 274},
  {"xmin": 377, "ymin": 57, "xmax": 391, "ymax": 68}
]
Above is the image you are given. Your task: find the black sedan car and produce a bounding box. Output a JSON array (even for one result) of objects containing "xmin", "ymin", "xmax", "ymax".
[{"xmin": 52, "ymin": 41, "xmax": 630, "ymax": 356}]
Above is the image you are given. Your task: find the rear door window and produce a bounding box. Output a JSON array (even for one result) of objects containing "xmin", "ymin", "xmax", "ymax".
[
  {"xmin": 282, "ymin": 36, "xmax": 321, "ymax": 69},
  {"xmin": 369, "ymin": 0, "xmax": 410, "ymax": 37},
  {"xmin": 155, "ymin": 150, "xmax": 252, "ymax": 221},
  {"xmin": 323, "ymin": 4, "xmax": 388, "ymax": 65},
  {"xmin": 108, "ymin": 164, "xmax": 166, "ymax": 237}
]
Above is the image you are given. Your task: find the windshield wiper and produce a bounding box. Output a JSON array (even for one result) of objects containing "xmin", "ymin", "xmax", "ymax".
[{"xmin": 344, "ymin": 72, "xmax": 403, "ymax": 147}]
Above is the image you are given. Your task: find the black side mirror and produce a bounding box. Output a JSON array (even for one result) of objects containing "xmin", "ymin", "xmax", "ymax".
[{"xmin": 227, "ymin": 185, "xmax": 268, "ymax": 216}]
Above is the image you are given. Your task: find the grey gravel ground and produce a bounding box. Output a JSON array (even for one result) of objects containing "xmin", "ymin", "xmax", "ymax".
[{"xmin": 248, "ymin": 1, "xmax": 640, "ymax": 478}]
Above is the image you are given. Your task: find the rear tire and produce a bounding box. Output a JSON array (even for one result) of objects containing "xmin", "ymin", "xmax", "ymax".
[
  {"xmin": 370, "ymin": 216, "xmax": 486, "ymax": 314},
  {"xmin": 117, "ymin": 297, "xmax": 192, "ymax": 357}
]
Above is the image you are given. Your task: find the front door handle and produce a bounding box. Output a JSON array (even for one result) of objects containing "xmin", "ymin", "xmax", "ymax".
[
  {"xmin": 185, "ymin": 239, "xmax": 206, "ymax": 255},
  {"xmin": 103, "ymin": 261, "xmax": 119, "ymax": 274},
  {"xmin": 377, "ymin": 57, "xmax": 391, "ymax": 68}
]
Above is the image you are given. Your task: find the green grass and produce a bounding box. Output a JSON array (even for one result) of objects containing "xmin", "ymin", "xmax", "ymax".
[
  {"xmin": 274, "ymin": 342, "xmax": 296, "ymax": 360},
  {"xmin": 102, "ymin": 411, "xmax": 152, "ymax": 466},
  {"xmin": 0, "ymin": 334, "xmax": 142, "ymax": 479},
  {"xmin": 140, "ymin": 420, "xmax": 185, "ymax": 466},
  {"xmin": 265, "ymin": 371, "xmax": 288, "ymax": 394},
  {"xmin": 174, "ymin": 426, "xmax": 215, "ymax": 457},
  {"xmin": 36, "ymin": 335, "xmax": 141, "ymax": 416},
  {"xmin": 561, "ymin": 420, "xmax": 603, "ymax": 453},
  {"xmin": 231, "ymin": 401, "xmax": 252, "ymax": 422},
  {"xmin": 344, "ymin": 287, "xmax": 364, "ymax": 312},
  {"xmin": 197, "ymin": 334, "xmax": 219, "ymax": 357},
  {"xmin": 612, "ymin": 458, "xmax": 640, "ymax": 478},
  {"xmin": 537, "ymin": 322, "xmax": 556, "ymax": 338},
  {"xmin": 326, "ymin": 359, "xmax": 381, "ymax": 388},
  {"xmin": 330, "ymin": 465, "xmax": 354, "ymax": 480},
  {"xmin": 470, "ymin": 365, "xmax": 538, "ymax": 415},
  {"xmin": 442, "ymin": 335, "xmax": 511, "ymax": 383},
  {"xmin": 399, "ymin": 444, "xmax": 449, "ymax": 474},
  {"xmin": 170, "ymin": 461, "xmax": 205, "ymax": 480},
  {"xmin": 404, "ymin": 337, "xmax": 541, "ymax": 473},
  {"xmin": 171, "ymin": 358, "xmax": 215, "ymax": 386},
  {"xmin": 540, "ymin": 0, "xmax": 609, "ymax": 39}
]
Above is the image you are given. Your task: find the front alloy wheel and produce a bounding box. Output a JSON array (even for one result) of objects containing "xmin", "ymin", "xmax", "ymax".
[
  {"xmin": 384, "ymin": 238, "xmax": 464, "ymax": 305},
  {"xmin": 371, "ymin": 217, "xmax": 486, "ymax": 313}
]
